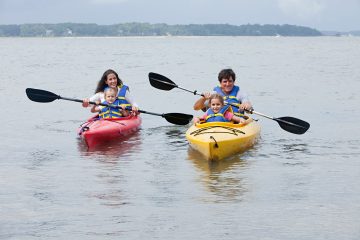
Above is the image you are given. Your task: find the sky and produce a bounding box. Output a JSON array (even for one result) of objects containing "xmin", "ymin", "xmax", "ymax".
[{"xmin": 0, "ymin": 0, "xmax": 359, "ymax": 31}]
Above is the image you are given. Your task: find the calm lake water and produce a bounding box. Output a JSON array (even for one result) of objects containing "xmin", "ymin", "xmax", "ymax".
[{"xmin": 0, "ymin": 36, "xmax": 359, "ymax": 240}]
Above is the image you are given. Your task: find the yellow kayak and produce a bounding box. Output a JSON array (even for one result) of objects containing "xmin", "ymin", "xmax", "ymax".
[{"xmin": 186, "ymin": 118, "xmax": 261, "ymax": 161}]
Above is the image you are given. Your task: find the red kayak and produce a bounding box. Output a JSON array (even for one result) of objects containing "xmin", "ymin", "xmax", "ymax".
[{"xmin": 78, "ymin": 115, "xmax": 142, "ymax": 148}]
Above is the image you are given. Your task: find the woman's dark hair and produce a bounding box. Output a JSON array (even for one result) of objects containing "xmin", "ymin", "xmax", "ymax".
[
  {"xmin": 218, "ymin": 69, "xmax": 236, "ymax": 82},
  {"xmin": 94, "ymin": 69, "xmax": 123, "ymax": 93}
]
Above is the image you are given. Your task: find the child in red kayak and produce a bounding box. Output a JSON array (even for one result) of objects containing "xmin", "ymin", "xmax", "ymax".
[
  {"xmin": 193, "ymin": 93, "xmax": 246, "ymax": 124},
  {"xmin": 91, "ymin": 87, "xmax": 129, "ymax": 118}
]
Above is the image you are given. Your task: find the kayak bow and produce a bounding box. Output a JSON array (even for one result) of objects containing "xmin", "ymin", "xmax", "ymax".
[{"xmin": 186, "ymin": 118, "xmax": 260, "ymax": 161}]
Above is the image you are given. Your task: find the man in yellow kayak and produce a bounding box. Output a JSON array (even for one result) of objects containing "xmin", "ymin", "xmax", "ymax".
[{"xmin": 193, "ymin": 68, "xmax": 253, "ymax": 117}]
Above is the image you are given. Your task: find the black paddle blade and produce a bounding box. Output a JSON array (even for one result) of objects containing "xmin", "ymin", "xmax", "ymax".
[
  {"xmin": 26, "ymin": 88, "xmax": 60, "ymax": 103},
  {"xmin": 275, "ymin": 117, "xmax": 310, "ymax": 134},
  {"xmin": 163, "ymin": 113, "xmax": 193, "ymax": 125},
  {"xmin": 148, "ymin": 72, "xmax": 177, "ymax": 91}
]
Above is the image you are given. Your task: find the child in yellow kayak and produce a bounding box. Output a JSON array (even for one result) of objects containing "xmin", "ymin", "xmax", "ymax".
[
  {"xmin": 91, "ymin": 87, "xmax": 129, "ymax": 118},
  {"xmin": 193, "ymin": 93, "xmax": 246, "ymax": 124}
]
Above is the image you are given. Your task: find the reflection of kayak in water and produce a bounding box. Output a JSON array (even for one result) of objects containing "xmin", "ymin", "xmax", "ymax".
[
  {"xmin": 187, "ymin": 147, "xmax": 249, "ymax": 202},
  {"xmin": 188, "ymin": 147, "xmax": 246, "ymax": 174},
  {"xmin": 186, "ymin": 118, "xmax": 260, "ymax": 161},
  {"xmin": 77, "ymin": 131, "xmax": 141, "ymax": 159},
  {"xmin": 78, "ymin": 115, "xmax": 141, "ymax": 148}
]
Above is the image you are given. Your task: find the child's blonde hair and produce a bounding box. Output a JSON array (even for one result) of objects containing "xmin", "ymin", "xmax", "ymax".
[
  {"xmin": 208, "ymin": 93, "xmax": 224, "ymax": 106},
  {"xmin": 104, "ymin": 87, "xmax": 117, "ymax": 97}
]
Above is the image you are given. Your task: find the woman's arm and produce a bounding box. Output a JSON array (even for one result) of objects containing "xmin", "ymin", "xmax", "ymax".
[
  {"xmin": 124, "ymin": 90, "xmax": 138, "ymax": 107},
  {"xmin": 124, "ymin": 90, "xmax": 139, "ymax": 114},
  {"xmin": 83, "ymin": 92, "xmax": 103, "ymax": 108}
]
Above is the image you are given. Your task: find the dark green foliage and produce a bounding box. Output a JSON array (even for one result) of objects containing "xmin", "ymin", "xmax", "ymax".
[{"xmin": 0, "ymin": 23, "xmax": 323, "ymax": 37}]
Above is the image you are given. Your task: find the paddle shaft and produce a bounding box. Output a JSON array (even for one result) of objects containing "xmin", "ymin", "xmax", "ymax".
[
  {"xmin": 60, "ymin": 96, "xmax": 124, "ymax": 109},
  {"xmin": 70, "ymin": 97, "xmax": 192, "ymax": 125},
  {"xmin": 180, "ymin": 87, "xmax": 202, "ymax": 96},
  {"xmin": 225, "ymin": 101, "xmax": 308, "ymax": 131},
  {"xmin": 61, "ymin": 96, "xmax": 167, "ymax": 117}
]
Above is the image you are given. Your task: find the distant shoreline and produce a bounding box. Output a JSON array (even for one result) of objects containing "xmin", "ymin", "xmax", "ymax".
[
  {"xmin": 0, "ymin": 23, "xmax": 324, "ymax": 37},
  {"xmin": 1, "ymin": 35, "xmax": 356, "ymax": 39}
]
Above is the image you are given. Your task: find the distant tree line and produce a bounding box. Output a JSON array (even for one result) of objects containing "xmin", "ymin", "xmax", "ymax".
[{"xmin": 0, "ymin": 23, "xmax": 323, "ymax": 37}]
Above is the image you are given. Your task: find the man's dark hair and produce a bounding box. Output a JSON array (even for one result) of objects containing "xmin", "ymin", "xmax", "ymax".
[{"xmin": 218, "ymin": 69, "xmax": 236, "ymax": 82}]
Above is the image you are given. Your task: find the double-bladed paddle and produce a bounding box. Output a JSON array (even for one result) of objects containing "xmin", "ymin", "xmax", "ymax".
[
  {"xmin": 25, "ymin": 88, "xmax": 193, "ymax": 126},
  {"xmin": 148, "ymin": 72, "xmax": 310, "ymax": 134}
]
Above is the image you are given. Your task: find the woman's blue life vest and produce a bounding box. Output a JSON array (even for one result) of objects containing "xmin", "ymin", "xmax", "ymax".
[
  {"xmin": 98, "ymin": 99, "xmax": 124, "ymax": 119},
  {"xmin": 205, "ymin": 105, "xmax": 231, "ymax": 123},
  {"xmin": 117, "ymin": 85, "xmax": 132, "ymax": 109},
  {"xmin": 213, "ymin": 85, "xmax": 244, "ymax": 117}
]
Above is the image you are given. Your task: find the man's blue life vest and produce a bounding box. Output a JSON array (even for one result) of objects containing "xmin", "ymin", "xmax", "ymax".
[{"xmin": 213, "ymin": 85, "xmax": 244, "ymax": 116}]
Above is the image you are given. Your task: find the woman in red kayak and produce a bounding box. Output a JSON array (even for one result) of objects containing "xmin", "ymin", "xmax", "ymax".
[{"xmin": 82, "ymin": 69, "xmax": 139, "ymax": 114}]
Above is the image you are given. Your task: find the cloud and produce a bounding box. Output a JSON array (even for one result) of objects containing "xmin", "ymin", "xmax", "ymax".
[{"xmin": 277, "ymin": 0, "xmax": 325, "ymax": 19}]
